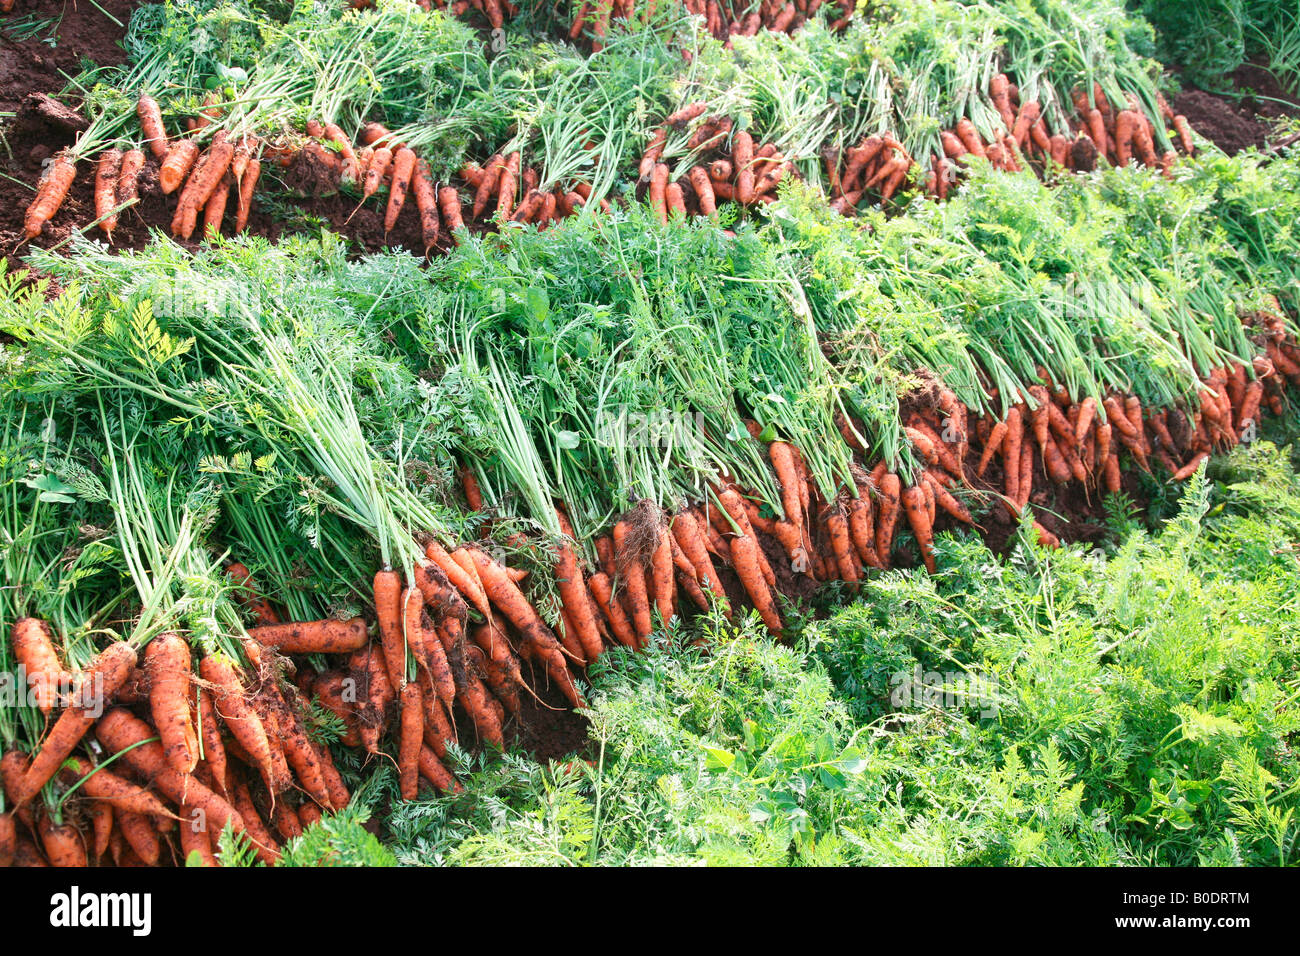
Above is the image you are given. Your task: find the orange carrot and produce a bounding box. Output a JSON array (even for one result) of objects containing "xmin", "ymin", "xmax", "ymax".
[
  {"xmin": 589, "ymin": 572, "xmax": 638, "ymax": 648},
  {"xmin": 23, "ymin": 151, "xmax": 77, "ymax": 239},
  {"xmin": 900, "ymin": 485, "xmax": 935, "ymax": 573},
  {"xmin": 374, "ymin": 569, "xmax": 409, "ymax": 691},
  {"xmin": 203, "ymin": 173, "xmax": 230, "ymax": 238},
  {"xmin": 11, "ymin": 617, "xmax": 64, "ymax": 714},
  {"xmin": 384, "ymin": 147, "xmax": 417, "ymax": 232},
  {"xmin": 248, "ymin": 617, "xmax": 369, "ymax": 654},
  {"xmin": 718, "ymin": 490, "xmax": 781, "ymax": 634},
  {"xmin": 670, "ymin": 512, "xmax": 728, "ymax": 611},
  {"xmin": 145, "ymin": 632, "xmax": 199, "ymax": 775},
  {"xmin": 196, "ymin": 687, "xmax": 229, "ymax": 793},
  {"xmin": 874, "ymin": 471, "xmax": 901, "ymax": 564},
  {"xmin": 554, "ymin": 522, "xmax": 604, "ymax": 662},
  {"xmin": 825, "ymin": 509, "xmax": 860, "ymax": 583},
  {"xmin": 0, "ymin": 812, "xmax": 15, "ymax": 868},
  {"xmin": 116, "ymin": 810, "xmax": 161, "ymax": 865},
  {"xmin": 94, "ymin": 148, "xmax": 123, "ymax": 236},
  {"xmin": 1173, "ymin": 114, "xmax": 1195, "ymax": 155},
  {"xmin": 38, "ymin": 816, "xmax": 86, "ymax": 867},
  {"xmin": 651, "ymin": 526, "xmax": 676, "ymax": 625},
  {"xmin": 734, "ymin": 130, "xmax": 756, "ymax": 204},
  {"xmin": 159, "ymin": 139, "xmax": 199, "ymax": 194},
  {"xmin": 612, "ymin": 520, "xmax": 653, "ymax": 640},
  {"xmin": 137, "ymin": 94, "xmax": 169, "ymax": 160},
  {"xmin": 412, "ymin": 158, "xmax": 440, "ymax": 253},
  {"xmin": 235, "ymin": 157, "xmax": 260, "ymax": 232},
  {"xmin": 417, "ymin": 745, "xmax": 462, "ymax": 795},
  {"xmin": 497, "ymin": 151, "xmax": 521, "ymax": 220}
]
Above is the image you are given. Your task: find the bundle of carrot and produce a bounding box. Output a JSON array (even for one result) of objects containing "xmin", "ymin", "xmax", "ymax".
[
  {"xmin": 634, "ymin": 107, "xmax": 800, "ymax": 223},
  {"xmin": 823, "ymin": 131, "xmax": 917, "ymax": 213},
  {"xmin": 570, "ymin": 0, "xmax": 856, "ymax": 47},
  {"xmin": 456, "ymin": 148, "xmax": 610, "ymax": 231},
  {"xmin": 934, "ymin": 75, "xmax": 1198, "ymax": 195}
]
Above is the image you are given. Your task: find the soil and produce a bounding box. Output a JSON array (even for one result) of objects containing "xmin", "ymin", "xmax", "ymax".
[
  {"xmin": 1173, "ymin": 61, "xmax": 1300, "ymax": 155},
  {"xmin": 504, "ymin": 669, "xmax": 592, "ymax": 761}
]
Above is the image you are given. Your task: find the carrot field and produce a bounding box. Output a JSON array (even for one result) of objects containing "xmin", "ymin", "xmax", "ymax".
[{"xmin": 1, "ymin": 0, "xmax": 1298, "ymax": 874}]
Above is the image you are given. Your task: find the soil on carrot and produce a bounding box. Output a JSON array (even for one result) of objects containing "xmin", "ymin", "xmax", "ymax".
[{"xmin": 1173, "ymin": 61, "xmax": 1300, "ymax": 155}]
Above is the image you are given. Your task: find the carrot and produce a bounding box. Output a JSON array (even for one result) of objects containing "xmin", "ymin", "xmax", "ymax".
[
  {"xmin": 955, "ymin": 119, "xmax": 987, "ymax": 159},
  {"xmin": 94, "ymin": 148, "xmax": 123, "ymax": 236},
  {"xmin": 145, "ymin": 632, "xmax": 199, "ymax": 775},
  {"xmin": 665, "ymin": 101, "xmax": 708, "ymax": 129},
  {"xmin": 110, "ymin": 149, "xmax": 145, "ymax": 217},
  {"xmin": 312, "ymin": 672, "xmax": 360, "ymax": 748},
  {"xmin": 588, "ymin": 572, "xmax": 638, "ymax": 648},
  {"xmin": 924, "ymin": 470, "xmax": 974, "ymax": 525},
  {"xmin": 497, "ymin": 151, "xmax": 521, "ymax": 220},
  {"xmin": 14, "ymin": 836, "xmax": 48, "ymax": 867},
  {"xmin": 199, "ymin": 653, "xmax": 277, "ymax": 792},
  {"xmin": 202, "ymin": 173, "xmax": 230, "ymax": 238},
  {"xmin": 1, "ymin": 753, "xmax": 33, "ymax": 829},
  {"xmin": 116, "ymin": 810, "xmax": 161, "ymax": 866},
  {"xmin": 825, "ymin": 509, "xmax": 860, "ymax": 583},
  {"xmin": 650, "ymin": 526, "xmax": 676, "ymax": 625},
  {"xmin": 1012, "ymin": 101, "xmax": 1040, "ymax": 147},
  {"xmin": 718, "ymin": 489, "xmax": 781, "ymax": 634},
  {"xmin": 23, "ymin": 150, "xmax": 77, "ymax": 239},
  {"xmin": 1172, "ymin": 451, "xmax": 1210, "ymax": 481},
  {"xmin": 554, "ymin": 522, "xmax": 605, "ymax": 663},
  {"xmin": 11, "ymin": 617, "xmax": 64, "ymax": 714},
  {"xmin": 435, "ymin": 185, "xmax": 465, "ymax": 241},
  {"xmin": 664, "ymin": 181, "xmax": 687, "ymax": 221},
  {"xmin": 12, "ymin": 641, "xmax": 136, "ymax": 807},
  {"xmin": 39, "ymin": 816, "xmax": 87, "ymax": 867},
  {"xmin": 873, "ymin": 472, "xmax": 901, "ymax": 564},
  {"xmin": 406, "ymin": 580, "xmax": 456, "ymax": 706},
  {"xmin": 96, "ymin": 708, "xmax": 248, "ymax": 843},
  {"xmin": 977, "ymin": 420, "xmax": 1008, "ymax": 477},
  {"xmin": 384, "ymin": 147, "xmax": 417, "ymax": 233},
  {"xmin": 350, "ymin": 645, "xmax": 394, "ymax": 754},
  {"xmin": 734, "ymin": 130, "xmax": 756, "ymax": 204},
  {"xmin": 1113, "ymin": 110, "xmax": 1138, "ymax": 166},
  {"xmin": 1173, "ymin": 114, "xmax": 1195, "ymax": 155},
  {"xmin": 612, "ymin": 520, "xmax": 653, "ymax": 640},
  {"xmin": 136, "ymin": 95, "xmax": 169, "ymax": 160},
  {"xmin": 159, "ymin": 139, "xmax": 199, "ymax": 194},
  {"xmin": 648, "ymin": 162, "xmax": 670, "ymax": 225},
  {"xmin": 195, "ymin": 688, "xmax": 229, "ymax": 793},
  {"xmin": 373, "ymin": 569, "xmax": 409, "ymax": 691},
  {"xmin": 467, "ymin": 547, "xmax": 571, "ymax": 662},
  {"xmin": 249, "ymin": 617, "xmax": 369, "ymax": 654},
  {"xmin": 990, "ymin": 73, "xmax": 1016, "ymax": 132},
  {"xmin": 229, "ymin": 781, "xmax": 281, "ymax": 863},
  {"xmin": 235, "ymin": 158, "xmax": 260, "ymax": 232},
  {"xmin": 458, "ymin": 672, "xmax": 505, "ymax": 748},
  {"xmin": 86, "ymin": 801, "xmax": 112, "ymax": 862},
  {"xmin": 411, "ymin": 159, "xmax": 441, "ymax": 254},
  {"xmin": 362, "ymin": 146, "xmax": 393, "ymax": 202},
  {"xmin": 670, "ymin": 512, "xmax": 728, "ymax": 611},
  {"xmin": 417, "ymin": 745, "xmax": 462, "ymax": 795},
  {"xmin": 590, "ymin": 0, "xmax": 612, "ymax": 51},
  {"xmin": 472, "ymin": 153, "xmax": 504, "ymax": 220},
  {"xmin": 360, "ymin": 122, "xmax": 400, "ymax": 147}
]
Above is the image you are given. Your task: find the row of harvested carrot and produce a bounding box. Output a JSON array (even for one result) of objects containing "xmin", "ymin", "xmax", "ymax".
[
  {"xmin": 568, "ymin": 0, "xmax": 855, "ymax": 48},
  {"xmin": 4, "ymin": 307, "xmax": 1296, "ymax": 866}
]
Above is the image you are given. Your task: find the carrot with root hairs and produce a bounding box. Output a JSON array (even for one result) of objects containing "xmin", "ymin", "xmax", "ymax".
[
  {"xmin": 12, "ymin": 642, "xmax": 136, "ymax": 807},
  {"xmin": 671, "ymin": 512, "xmax": 729, "ymax": 611},
  {"xmin": 349, "ymin": 645, "xmax": 394, "ymax": 755},
  {"xmin": 248, "ymin": 617, "xmax": 368, "ymax": 654},
  {"xmin": 612, "ymin": 520, "xmax": 653, "ymax": 640},
  {"xmin": 425, "ymin": 542, "xmax": 490, "ymax": 618},
  {"xmin": 145, "ymin": 632, "xmax": 199, "ymax": 775},
  {"xmin": 458, "ymin": 672, "xmax": 505, "ymax": 749},
  {"xmin": 406, "ymin": 578, "xmax": 456, "ymax": 706},
  {"xmin": 467, "ymin": 547, "xmax": 572, "ymax": 661},
  {"xmin": 718, "ymin": 490, "xmax": 782, "ymax": 634}
]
